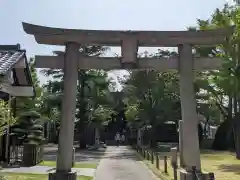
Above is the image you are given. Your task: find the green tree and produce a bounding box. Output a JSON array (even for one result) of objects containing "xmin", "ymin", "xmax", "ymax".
[
  {"xmin": 11, "ymin": 111, "xmax": 44, "ymax": 145},
  {"xmin": 41, "ymin": 46, "xmax": 117, "ymax": 148},
  {"xmin": 76, "ymin": 69, "xmax": 115, "ymax": 148},
  {"xmin": 192, "ymin": 3, "xmax": 240, "ymax": 158},
  {"xmin": 0, "ymin": 100, "xmax": 16, "ymax": 136},
  {"xmin": 122, "ymin": 50, "xmax": 181, "ymax": 147},
  {"xmin": 11, "ymin": 58, "xmax": 44, "ymax": 145}
]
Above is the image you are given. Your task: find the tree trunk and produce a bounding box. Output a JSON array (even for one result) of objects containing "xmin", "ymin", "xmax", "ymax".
[
  {"xmin": 225, "ymin": 96, "xmax": 233, "ymax": 146},
  {"xmin": 95, "ymin": 126, "xmax": 100, "ymax": 147},
  {"xmin": 212, "ymin": 119, "xmax": 232, "ymax": 150},
  {"xmin": 77, "ymin": 121, "xmax": 87, "ymax": 149},
  {"xmin": 233, "ymin": 96, "xmax": 240, "ymax": 158},
  {"xmin": 79, "ymin": 128, "xmax": 87, "ymax": 149},
  {"xmin": 137, "ymin": 128, "xmax": 142, "ymax": 147},
  {"xmin": 203, "ymin": 117, "xmax": 209, "ymax": 139},
  {"xmin": 77, "ymin": 71, "xmax": 88, "ymax": 149},
  {"xmin": 150, "ymin": 125, "xmax": 157, "ymax": 148},
  {"xmin": 212, "ymin": 95, "xmax": 234, "ymax": 151},
  {"xmin": 234, "ymin": 107, "xmax": 240, "ymax": 159},
  {"xmin": 233, "ymin": 121, "xmax": 240, "ymax": 159},
  {"xmin": 198, "ymin": 124, "xmax": 203, "ymax": 147}
]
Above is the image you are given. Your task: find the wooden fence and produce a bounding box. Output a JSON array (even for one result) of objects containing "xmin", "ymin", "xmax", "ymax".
[
  {"xmin": 134, "ymin": 145, "xmax": 215, "ymax": 180},
  {"xmin": 9, "ymin": 145, "xmax": 24, "ymax": 165},
  {"xmin": 134, "ymin": 145, "xmax": 171, "ymax": 178},
  {"xmin": 22, "ymin": 144, "xmax": 44, "ymax": 166}
]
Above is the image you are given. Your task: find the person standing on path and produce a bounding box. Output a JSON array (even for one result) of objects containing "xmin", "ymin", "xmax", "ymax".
[{"xmin": 115, "ymin": 132, "xmax": 120, "ymax": 147}]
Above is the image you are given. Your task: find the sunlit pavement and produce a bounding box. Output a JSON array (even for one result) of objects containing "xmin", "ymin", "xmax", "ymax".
[{"xmin": 95, "ymin": 146, "xmax": 158, "ymax": 180}]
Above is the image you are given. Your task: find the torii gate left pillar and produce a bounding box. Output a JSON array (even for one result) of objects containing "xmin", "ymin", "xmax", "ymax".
[{"xmin": 48, "ymin": 43, "xmax": 79, "ymax": 180}]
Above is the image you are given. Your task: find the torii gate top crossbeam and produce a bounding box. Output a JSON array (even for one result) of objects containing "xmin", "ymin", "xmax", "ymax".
[{"xmin": 22, "ymin": 22, "xmax": 234, "ymax": 46}]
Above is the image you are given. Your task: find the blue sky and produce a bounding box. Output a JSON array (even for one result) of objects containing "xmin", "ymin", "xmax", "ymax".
[{"xmin": 0, "ymin": 0, "xmax": 232, "ymax": 86}]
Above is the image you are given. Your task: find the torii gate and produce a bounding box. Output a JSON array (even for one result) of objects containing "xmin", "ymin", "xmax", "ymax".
[{"xmin": 22, "ymin": 22, "xmax": 233, "ymax": 180}]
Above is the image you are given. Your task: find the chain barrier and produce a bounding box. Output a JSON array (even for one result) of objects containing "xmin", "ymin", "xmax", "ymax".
[
  {"xmin": 209, "ymin": 172, "xmax": 215, "ymax": 180},
  {"xmin": 192, "ymin": 166, "xmax": 201, "ymax": 180},
  {"xmin": 192, "ymin": 166, "xmax": 215, "ymax": 180}
]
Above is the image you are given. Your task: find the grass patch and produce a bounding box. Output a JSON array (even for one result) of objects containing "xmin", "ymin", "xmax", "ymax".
[
  {"xmin": 39, "ymin": 161, "xmax": 98, "ymax": 169},
  {"xmin": 0, "ymin": 173, "xmax": 93, "ymax": 180},
  {"xmin": 136, "ymin": 148, "xmax": 240, "ymax": 180},
  {"xmin": 200, "ymin": 150, "xmax": 240, "ymax": 180}
]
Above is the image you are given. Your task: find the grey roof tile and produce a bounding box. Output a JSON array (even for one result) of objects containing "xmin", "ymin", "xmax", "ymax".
[
  {"xmin": 0, "ymin": 45, "xmax": 36, "ymax": 97},
  {"xmin": 0, "ymin": 50, "xmax": 25, "ymax": 76}
]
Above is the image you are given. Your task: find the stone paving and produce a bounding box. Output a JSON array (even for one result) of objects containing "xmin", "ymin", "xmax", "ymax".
[
  {"xmin": 0, "ymin": 166, "xmax": 96, "ymax": 177},
  {"xmin": 95, "ymin": 146, "xmax": 159, "ymax": 180},
  {"xmin": 43, "ymin": 143, "xmax": 105, "ymax": 162}
]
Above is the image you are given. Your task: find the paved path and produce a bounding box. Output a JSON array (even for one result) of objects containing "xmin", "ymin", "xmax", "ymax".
[
  {"xmin": 0, "ymin": 166, "xmax": 95, "ymax": 177},
  {"xmin": 95, "ymin": 146, "xmax": 158, "ymax": 180},
  {"xmin": 43, "ymin": 143, "xmax": 105, "ymax": 162}
]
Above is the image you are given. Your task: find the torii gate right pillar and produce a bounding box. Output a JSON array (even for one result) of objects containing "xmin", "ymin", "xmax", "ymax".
[{"xmin": 178, "ymin": 44, "xmax": 201, "ymax": 173}]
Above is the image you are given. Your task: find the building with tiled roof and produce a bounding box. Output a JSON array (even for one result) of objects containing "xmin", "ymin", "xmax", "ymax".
[
  {"xmin": 0, "ymin": 44, "xmax": 35, "ymax": 163},
  {"xmin": 0, "ymin": 44, "xmax": 35, "ymax": 99}
]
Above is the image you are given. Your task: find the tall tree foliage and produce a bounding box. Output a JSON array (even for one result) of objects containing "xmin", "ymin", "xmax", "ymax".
[
  {"xmin": 11, "ymin": 58, "xmax": 44, "ymax": 145},
  {"xmin": 41, "ymin": 46, "xmax": 116, "ymax": 148},
  {"xmin": 122, "ymin": 50, "xmax": 182, "ymax": 146},
  {"xmin": 0, "ymin": 100, "xmax": 15, "ymax": 136},
  {"xmin": 75, "ymin": 69, "xmax": 115, "ymax": 148},
  {"xmin": 191, "ymin": 4, "xmax": 240, "ymax": 157}
]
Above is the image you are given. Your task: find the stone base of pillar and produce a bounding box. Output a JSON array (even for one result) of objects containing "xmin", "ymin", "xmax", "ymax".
[
  {"xmin": 49, "ymin": 171, "xmax": 77, "ymax": 180},
  {"xmin": 180, "ymin": 169, "xmax": 213, "ymax": 180}
]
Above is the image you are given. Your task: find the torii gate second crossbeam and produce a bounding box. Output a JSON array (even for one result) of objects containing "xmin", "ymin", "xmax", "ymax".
[{"xmin": 22, "ymin": 22, "xmax": 233, "ymax": 180}]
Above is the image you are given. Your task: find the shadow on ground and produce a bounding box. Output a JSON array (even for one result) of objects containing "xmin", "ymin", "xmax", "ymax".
[
  {"xmin": 43, "ymin": 145, "xmax": 141, "ymax": 162},
  {"xmin": 100, "ymin": 146, "xmax": 141, "ymax": 161},
  {"xmin": 43, "ymin": 144, "xmax": 106, "ymax": 162},
  {"xmin": 218, "ymin": 164, "xmax": 240, "ymax": 175},
  {"xmin": 102, "ymin": 152, "xmax": 140, "ymax": 161}
]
